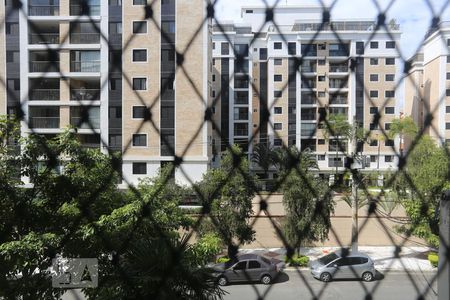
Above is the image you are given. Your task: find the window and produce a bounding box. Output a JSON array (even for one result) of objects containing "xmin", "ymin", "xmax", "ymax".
[
  {"xmin": 318, "ymin": 139, "xmax": 325, "ymax": 145},
  {"xmin": 385, "ymin": 107, "xmax": 395, "ymax": 114},
  {"xmin": 385, "ymin": 139, "xmax": 394, "ymax": 146},
  {"xmin": 233, "ymin": 261, "xmax": 247, "ymax": 270},
  {"xmin": 385, "ymin": 123, "xmax": 391, "ymax": 130},
  {"xmin": 370, "ymin": 155, "xmax": 377, "ymax": 163},
  {"xmin": 109, "ymin": 78, "xmax": 121, "ymax": 91},
  {"xmin": 235, "ymin": 44, "xmax": 249, "ymax": 57},
  {"xmin": 446, "ymin": 123, "xmax": 450, "ymax": 130},
  {"xmin": 132, "ymin": 49, "xmax": 147, "ymax": 62},
  {"xmin": 356, "ymin": 41, "xmax": 364, "ymax": 55},
  {"xmin": 370, "ymin": 41, "xmax": 379, "ymax": 49},
  {"xmin": 385, "ymin": 74, "xmax": 395, "ymax": 81},
  {"xmin": 109, "ymin": 107, "xmax": 122, "ymax": 118},
  {"xmin": 133, "ymin": 106, "xmax": 147, "ymax": 119},
  {"xmin": 274, "ymin": 42, "xmax": 282, "ymax": 50},
  {"xmin": 274, "ymin": 138, "xmax": 282, "ymax": 146},
  {"xmin": 447, "ymin": 73, "xmax": 450, "ymax": 80},
  {"xmin": 370, "ymin": 74, "xmax": 378, "ymax": 82},
  {"xmin": 132, "ymin": 134, "xmax": 147, "ymax": 147},
  {"xmin": 7, "ymin": 79, "xmax": 20, "ymax": 91},
  {"xmin": 274, "ymin": 59, "xmax": 282, "ymax": 65},
  {"xmin": 133, "ymin": 0, "xmax": 146, "ymax": 4},
  {"xmin": 259, "ymin": 48, "xmax": 268, "ymax": 60},
  {"xmin": 446, "ymin": 106, "xmax": 450, "ymax": 113},
  {"xmin": 370, "ymin": 140, "xmax": 378, "ymax": 146},
  {"xmin": 288, "ymin": 42, "xmax": 296, "ymax": 55},
  {"xmin": 109, "ymin": 22, "xmax": 122, "ymax": 34},
  {"xmin": 386, "ymin": 41, "xmax": 396, "ymax": 49},
  {"xmin": 318, "ymin": 91, "xmax": 325, "ymax": 97},
  {"xmin": 369, "ymin": 123, "xmax": 378, "ymax": 130},
  {"xmin": 212, "ymin": 74, "xmax": 215, "ymax": 82},
  {"xmin": 212, "ymin": 43, "xmax": 215, "ymax": 50},
  {"xmin": 386, "ymin": 57, "xmax": 395, "ymax": 65},
  {"xmin": 448, "ymin": 55, "xmax": 450, "ymax": 63},
  {"xmin": 370, "ymin": 90, "xmax": 379, "ymax": 98},
  {"xmin": 132, "ymin": 162, "xmax": 147, "ymax": 175},
  {"xmin": 274, "ymin": 123, "xmax": 282, "ymax": 130},
  {"xmin": 370, "ymin": 58, "xmax": 378, "ymax": 65},
  {"xmin": 318, "ymin": 155, "xmax": 325, "ymax": 161},
  {"xmin": 132, "ymin": 78, "xmax": 147, "ymax": 90},
  {"xmin": 221, "ymin": 42, "xmax": 229, "ymax": 55},
  {"xmin": 5, "ymin": 22, "xmax": 19, "ymax": 35},
  {"xmin": 274, "ymin": 107, "xmax": 282, "ymax": 114},
  {"xmin": 318, "ymin": 59, "xmax": 326, "ymax": 65},
  {"xmin": 211, "ymin": 90, "xmax": 216, "ymax": 98},
  {"xmin": 6, "ymin": 51, "xmax": 19, "ymax": 63},
  {"xmin": 161, "ymin": 21, "xmax": 175, "ymax": 34},
  {"xmin": 318, "ymin": 76, "xmax": 325, "ymax": 82},
  {"xmin": 385, "ymin": 90, "xmax": 395, "ymax": 98},
  {"xmin": 370, "ymin": 107, "xmax": 378, "ymax": 114},
  {"xmin": 248, "ymin": 260, "xmax": 261, "ymax": 269},
  {"xmin": 274, "ymin": 75, "xmax": 282, "ymax": 82},
  {"xmin": 132, "ymin": 21, "xmax": 147, "ymax": 34},
  {"xmin": 274, "ymin": 90, "xmax": 282, "ymax": 98},
  {"xmin": 447, "ymin": 89, "xmax": 450, "ymax": 97},
  {"xmin": 385, "ymin": 155, "xmax": 394, "ymax": 162}
]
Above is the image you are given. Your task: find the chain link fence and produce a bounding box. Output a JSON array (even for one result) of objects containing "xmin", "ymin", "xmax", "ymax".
[{"xmin": 0, "ymin": 0, "xmax": 449, "ymax": 299}]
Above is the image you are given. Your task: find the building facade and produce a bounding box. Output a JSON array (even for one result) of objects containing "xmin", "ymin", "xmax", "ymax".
[
  {"xmin": 211, "ymin": 6, "xmax": 404, "ymax": 181},
  {"xmin": 1, "ymin": 0, "xmax": 211, "ymax": 186},
  {"xmin": 405, "ymin": 23, "xmax": 450, "ymax": 146}
]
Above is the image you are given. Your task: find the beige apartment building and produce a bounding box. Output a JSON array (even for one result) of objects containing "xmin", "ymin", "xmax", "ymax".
[
  {"xmin": 0, "ymin": 0, "xmax": 211, "ymax": 185},
  {"xmin": 405, "ymin": 23, "xmax": 450, "ymax": 145},
  {"xmin": 211, "ymin": 6, "xmax": 404, "ymax": 182}
]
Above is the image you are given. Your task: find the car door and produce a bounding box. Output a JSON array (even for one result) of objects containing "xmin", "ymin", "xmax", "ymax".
[
  {"xmin": 333, "ymin": 257, "xmax": 351, "ymax": 279},
  {"xmin": 247, "ymin": 260, "xmax": 263, "ymax": 281},
  {"xmin": 227, "ymin": 260, "xmax": 248, "ymax": 282}
]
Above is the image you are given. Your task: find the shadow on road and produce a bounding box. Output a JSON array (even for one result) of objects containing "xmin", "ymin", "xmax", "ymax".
[
  {"xmin": 227, "ymin": 272, "xmax": 290, "ymax": 286},
  {"xmin": 328, "ymin": 270, "xmax": 385, "ymax": 282}
]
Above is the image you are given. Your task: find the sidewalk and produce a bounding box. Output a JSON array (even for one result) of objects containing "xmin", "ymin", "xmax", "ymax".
[{"xmin": 238, "ymin": 246, "xmax": 436, "ymax": 272}]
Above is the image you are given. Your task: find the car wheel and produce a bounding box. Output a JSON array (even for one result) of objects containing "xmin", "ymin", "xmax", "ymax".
[
  {"xmin": 261, "ymin": 274, "xmax": 272, "ymax": 285},
  {"xmin": 362, "ymin": 272, "xmax": 373, "ymax": 282},
  {"xmin": 217, "ymin": 276, "xmax": 228, "ymax": 286},
  {"xmin": 320, "ymin": 272, "xmax": 332, "ymax": 282}
]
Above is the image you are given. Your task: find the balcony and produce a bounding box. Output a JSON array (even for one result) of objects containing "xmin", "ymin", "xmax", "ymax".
[
  {"xmin": 70, "ymin": 107, "xmax": 100, "ymax": 129},
  {"xmin": 29, "ymin": 89, "xmax": 60, "ymax": 101},
  {"xmin": 329, "ymin": 80, "xmax": 348, "ymax": 89},
  {"xmin": 29, "ymin": 33, "xmax": 60, "ymax": 45},
  {"xmin": 70, "ymin": 2, "xmax": 100, "ymax": 16},
  {"xmin": 301, "ymin": 64, "xmax": 317, "ymax": 73},
  {"xmin": 70, "ymin": 61, "xmax": 100, "ymax": 73},
  {"xmin": 329, "ymin": 95, "xmax": 347, "ymax": 105},
  {"xmin": 301, "ymin": 94, "xmax": 316, "ymax": 105},
  {"xmin": 70, "ymin": 33, "xmax": 100, "ymax": 44},
  {"xmin": 28, "ymin": 5, "xmax": 59, "ymax": 16},
  {"xmin": 329, "ymin": 65, "xmax": 349, "ymax": 73},
  {"xmin": 328, "ymin": 158, "xmax": 344, "ymax": 168},
  {"xmin": 29, "ymin": 117, "xmax": 59, "ymax": 129},
  {"xmin": 301, "ymin": 80, "xmax": 316, "ymax": 89},
  {"xmin": 29, "ymin": 61, "xmax": 59, "ymax": 73},
  {"xmin": 301, "ymin": 44, "xmax": 317, "ymax": 57},
  {"xmin": 71, "ymin": 88, "xmax": 100, "ymax": 101}
]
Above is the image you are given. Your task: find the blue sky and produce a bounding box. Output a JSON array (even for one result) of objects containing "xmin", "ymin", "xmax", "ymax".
[{"xmin": 214, "ymin": 0, "xmax": 450, "ymax": 59}]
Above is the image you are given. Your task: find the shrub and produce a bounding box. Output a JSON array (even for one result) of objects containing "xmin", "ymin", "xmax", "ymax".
[
  {"xmin": 428, "ymin": 253, "xmax": 438, "ymax": 268},
  {"xmin": 216, "ymin": 256, "xmax": 230, "ymax": 264},
  {"xmin": 285, "ymin": 254, "xmax": 310, "ymax": 267},
  {"xmin": 191, "ymin": 233, "xmax": 222, "ymax": 265}
]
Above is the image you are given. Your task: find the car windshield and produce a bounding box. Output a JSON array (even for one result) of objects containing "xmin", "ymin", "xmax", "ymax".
[
  {"xmin": 260, "ymin": 256, "xmax": 271, "ymax": 265},
  {"xmin": 318, "ymin": 253, "xmax": 339, "ymax": 265}
]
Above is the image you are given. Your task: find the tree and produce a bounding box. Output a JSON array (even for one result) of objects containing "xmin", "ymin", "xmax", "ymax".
[
  {"xmin": 251, "ymin": 143, "xmax": 278, "ymax": 190},
  {"xmin": 322, "ymin": 114, "xmax": 352, "ymax": 177},
  {"xmin": 0, "ymin": 123, "xmax": 225, "ymax": 299},
  {"xmin": 388, "ymin": 116, "xmax": 418, "ymax": 156},
  {"xmin": 198, "ymin": 145, "xmax": 257, "ymax": 257},
  {"xmin": 280, "ymin": 149, "xmax": 334, "ymax": 254},
  {"xmin": 396, "ymin": 135, "xmax": 449, "ymax": 248}
]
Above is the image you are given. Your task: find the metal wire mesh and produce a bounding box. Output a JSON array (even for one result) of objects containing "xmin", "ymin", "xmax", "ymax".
[{"xmin": 0, "ymin": 0, "xmax": 449, "ymax": 299}]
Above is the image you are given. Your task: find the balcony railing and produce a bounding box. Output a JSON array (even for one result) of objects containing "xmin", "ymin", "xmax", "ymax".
[
  {"xmin": 29, "ymin": 61, "xmax": 60, "ymax": 73},
  {"xmin": 301, "ymin": 114, "xmax": 316, "ymax": 121},
  {"xmin": 29, "ymin": 33, "xmax": 60, "ymax": 45},
  {"xmin": 329, "ymin": 96, "xmax": 347, "ymax": 105},
  {"xmin": 109, "ymin": 34, "xmax": 122, "ymax": 45},
  {"xmin": 70, "ymin": 33, "xmax": 100, "ymax": 44},
  {"xmin": 70, "ymin": 61, "xmax": 100, "ymax": 72},
  {"xmin": 329, "ymin": 65, "xmax": 349, "ymax": 72},
  {"xmin": 328, "ymin": 159, "xmax": 344, "ymax": 168},
  {"xmin": 28, "ymin": 5, "xmax": 59, "ymax": 16},
  {"xmin": 29, "ymin": 117, "xmax": 60, "ymax": 128},
  {"xmin": 301, "ymin": 81, "xmax": 316, "ymax": 89},
  {"xmin": 71, "ymin": 88, "xmax": 100, "ymax": 100},
  {"xmin": 234, "ymin": 129, "xmax": 248, "ymax": 136},
  {"xmin": 329, "ymin": 81, "xmax": 348, "ymax": 89},
  {"xmin": 301, "ymin": 66, "xmax": 317, "ymax": 73},
  {"xmin": 70, "ymin": 5, "xmax": 100, "ymax": 16},
  {"xmin": 70, "ymin": 117, "xmax": 100, "ymax": 129},
  {"xmin": 329, "ymin": 50, "xmax": 349, "ymax": 57},
  {"xmin": 29, "ymin": 89, "xmax": 60, "ymax": 101},
  {"xmin": 301, "ymin": 95, "xmax": 316, "ymax": 105}
]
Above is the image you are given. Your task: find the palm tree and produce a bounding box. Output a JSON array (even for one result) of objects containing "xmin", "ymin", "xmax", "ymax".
[
  {"xmin": 322, "ymin": 114, "xmax": 352, "ymax": 178},
  {"xmin": 251, "ymin": 143, "xmax": 278, "ymax": 189},
  {"xmin": 387, "ymin": 116, "xmax": 418, "ymax": 156}
]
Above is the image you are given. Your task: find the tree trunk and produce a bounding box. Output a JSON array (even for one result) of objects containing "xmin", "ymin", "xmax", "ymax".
[{"xmin": 351, "ymin": 175, "xmax": 358, "ymax": 252}]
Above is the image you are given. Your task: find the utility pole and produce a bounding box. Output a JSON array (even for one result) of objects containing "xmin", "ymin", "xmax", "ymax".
[
  {"xmin": 438, "ymin": 190, "xmax": 450, "ymax": 300},
  {"xmin": 351, "ymin": 117, "xmax": 358, "ymax": 253}
]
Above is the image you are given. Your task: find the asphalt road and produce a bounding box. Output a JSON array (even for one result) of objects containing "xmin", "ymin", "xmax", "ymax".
[{"xmin": 221, "ymin": 270, "xmax": 438, "ymax": 300}]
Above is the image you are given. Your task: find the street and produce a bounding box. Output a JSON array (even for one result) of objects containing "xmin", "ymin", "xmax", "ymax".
[{"xmin": 222, "ymin": 270, "xmax": 438, "ymax": 300}]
